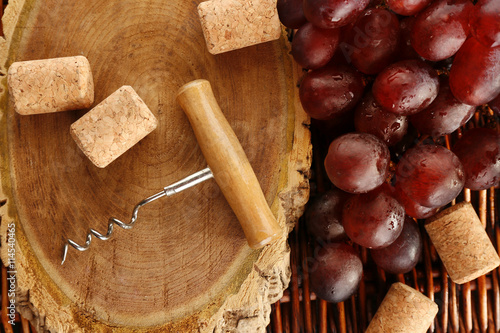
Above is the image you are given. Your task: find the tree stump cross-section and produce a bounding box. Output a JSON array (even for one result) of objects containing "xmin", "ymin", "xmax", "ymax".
[{"xmin": 0, "ymin": 0, "xmax": 311, "ymax": 331}]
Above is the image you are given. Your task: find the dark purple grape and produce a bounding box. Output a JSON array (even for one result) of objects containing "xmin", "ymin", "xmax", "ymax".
[
  {"xmin": 343, "ymin": 8, "xmax": 400, "ymax": 74},
  {"xmin": 299, "ymin": 64, "xmax": 365, "ymax": 120},
  {"xmin": 354, "ymin": 92, "xmax": 408, "ymax": 146},
  {"xmin": 309, "ymin": 243, "xmax": 363, "ymax": 303},
  {"xmin": 386, "ymin": 0, "xmax": 432, "ymax": 16},
  {"xmin": 470, "ymin": 0, "xmax": 500, "ymax": 48},
  {"xmin": 449, "ymin": 38, "xmax": 500, "ymax": 106},
  {"xmin": 398, "ymin": 17, "xmax": 422, "ymax": 61},
  {"xmin": 410, "ymin": 78, "xmax": 476, "ymax": 138},
  {"xmin": 277, "ymin": 0, "xmax": 308, "ymax": 29},
  {"xmin": 342, "ymin": 189, "xmax": 405, "ymax": 249},
  {"xmin": 303, "ymin": 0, "xmax": 370, "ymax": 29},
  {"xmin": 305, "ymin": 189, "xmax": 351, "ymax": 242},
  {"xmin": 324, "ymin": 133, "xmax": 390, "ymax": 193},
  {"xmin": 452, "ymin": 128, "xmax": 500, "ymax": 190},
  {"xmin": 371, "ymin": 217, "xmax": 422, "ymax": 274},
  {"xmin": 411, "ymin": 0, "xmax": 473, "ymax": 61},
  {"xmin": 490, "ymin": 93, "xmax": 500, "ymax": 116},
  {"xmin": 292, "ymin": 23, "xmax": 340, "ymax": 70},
  {"xmin": 395, "ymin": 144, "xmax": 465, "ymax": 208},
  {"xmin": 372, "ymin": 59, "xmax": 440, "ymax": 116}
]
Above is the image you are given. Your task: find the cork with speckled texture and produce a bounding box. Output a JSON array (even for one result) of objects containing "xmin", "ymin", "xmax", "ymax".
[
  {"xmin": 197, "ymin": 0, "xmax": 281, "ymax": 54},
  {"xmin": 70, "ymin": 85, "xmax": 157, "ymax": 168},
  {"xmin": 7, "ymin": 56, "xmax": 94, "ymax": 115},
  {"xmin": 366, "ymin": 282, "xmax": 438, "ymax": 333},
  {"xmin": 425, "ymin": 201, "xmax": 500, "ymax": 284}
]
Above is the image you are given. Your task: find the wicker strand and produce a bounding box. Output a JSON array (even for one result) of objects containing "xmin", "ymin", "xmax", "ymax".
[
  {"xmin": 271, "ymin": 301, "xmax": 283, "ymax": 333},
  {"xmin": 479, "ymin": 189, "xmax": 489, "ymax": 332},
  {"xmin": 451, "ymin": 280, "xmax": 460, "ymax": 332},
  {"xmin": 290, "ymin": 228, "xmax": 301, "ymax": 333},
  {"xmin": 299, "ymin": 225, "xmax": 313, "ymax": 333},
  {"xmin": 441, "ymin": 265, "xmax": 450, "ymax": 333},
  {"xmin": 21, "ymin": 317, "xmax": 30, "ymax": 333},
  {"xmin": 319, "ymin": 300, "xmax": 327, "ymax": 333}
]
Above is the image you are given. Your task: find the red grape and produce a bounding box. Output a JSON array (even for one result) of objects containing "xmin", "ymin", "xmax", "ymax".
[
  {"xmin": 342, "ymin": 8, "xmax": 400, "ymax": 74},
  {"xmin": 372, "ymin": 59, "xmax": 440, "ymax": 116},
  {"xmin": 299, "ymin": 64, "xmax": 365, "ymax": 120},
  {"xmin": 277, "ymin": 0, "xmax": 308, "ymax": 29},
  {"xmin": 386, "ymin": 0, "xmax": 432, "ymax": 16},
  {"xmin": 449, "ymin": 38, "xmax": 500, "ymax": 106},
  {"xmin": 305, "ymin": 189, "xmax": 351, "ymax": 242},
  {"xmin": 303, "ymin": 0, "xmax": 370, "ymax": 29},
  {"xmin": 324, "ymin": 133, "xmax": 390, "ymax": 193},
  {"xmin": 395, "ymin": 186, "xmax": 441, "ymax": 219},
  {"xmin": 395, "ymin": 144, "xmax": 465, "ymax": 208},
  {"xmin": 410, "ymin": 78, "xmax": 476, "ymax": 138},
  {"xmin": 309, "ymin": 243, "xmax": 363, "ymax": 303},
  {"xmin": 342, "ymin": 189, "xmax": 405, "ymax": 249},
  {"xmin": 470, "ymin": 0, "xmax": 500, "ymax": 48},
  {"xmin": 292, "ymin": 23, "xmax": 340, "ymax": 70},
  {"xmin": 411, "ymin": 0, "xmax": 473, "ymax": 61},
  {"xmin": 490, "ymin": 93, "xmax": 500, "ymax": 116},
  {"xmin": 452, "ymin": 128, "xmax": 500, "ymax": 190},
  {"xmin": 371, "ymin": 217, "xmax": 422, "ymax": 274},
  {"xmin": 398, "ymin": 17, "xmax": 422, "ymax": 61},
  {"xmin": 354, "ymin": 92, "xmax": 408, "ymax": 146}
]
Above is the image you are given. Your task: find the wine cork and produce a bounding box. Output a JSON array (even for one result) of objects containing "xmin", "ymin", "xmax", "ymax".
[
  {"xmin": 7, "ymin": 56, "xmax": 94, "ymax": 115},
  {"xmin": 197, "ymin": 0, "xmax": 281, "ymax": 54},
  {"xmin": 366, "ymin": 283, "xmax": 438, "ymax": 333},
  {"xmin": 425, "ymin": 201, "xmax": 500, "ymax": 284},
  {"xmin": 70, "ymin": 86, "xmax": 157, "ymax": 168}
]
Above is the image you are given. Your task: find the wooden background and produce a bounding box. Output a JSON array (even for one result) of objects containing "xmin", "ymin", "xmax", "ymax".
[{"xmin": 0, "ymin": 0, "xmax": 311, "ymax": 331}]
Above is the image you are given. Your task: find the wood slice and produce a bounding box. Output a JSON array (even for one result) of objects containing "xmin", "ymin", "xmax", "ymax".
[{"xmin": 0, "ymin": 0, "xmax": 311, "ymax": 332}]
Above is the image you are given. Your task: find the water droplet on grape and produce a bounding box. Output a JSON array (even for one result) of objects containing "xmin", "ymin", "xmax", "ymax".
[{"xmin": 391, "ymin": 122, "xmax": 401, "ymax": 130}]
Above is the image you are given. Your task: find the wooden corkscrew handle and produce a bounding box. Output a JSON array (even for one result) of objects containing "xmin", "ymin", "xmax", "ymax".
[{"xmin": 177, "ymin": 79, "xmax": 282, "ymax": 249}]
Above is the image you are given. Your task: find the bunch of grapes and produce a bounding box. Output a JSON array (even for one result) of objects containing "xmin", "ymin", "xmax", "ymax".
[{"xmin": 278, "ymin": 0, "xmax": 500, "ymax": 303}]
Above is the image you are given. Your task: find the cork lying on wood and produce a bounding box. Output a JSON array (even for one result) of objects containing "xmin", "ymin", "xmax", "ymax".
[
  {"xmin": 70, "ymin": 85, "xmax": 157, "ymax": 168},
  {"xmin": 425, "ymin": 201, "xmax": 500, "ymax": 284},
  {"xmin": 197, "ymin": 0, "xmax": 281, "ymax": 54},
  {"xmin": 7, "ymin": 56, "xmax": 94, "ymax": 115},
  {"xmin": 366, "ymin": 282, "xmax": 438, "ymax": 333}
]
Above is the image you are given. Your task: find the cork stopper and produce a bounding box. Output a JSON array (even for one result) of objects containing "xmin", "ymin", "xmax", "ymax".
[
  {"xmin": 366, "ymin": 282, "xmax": 438, "ymax": 333},
  {"xmin": 70, "ymin": 86, "xmax": 157, "ymax": 168},
  {"xmin": 197, "ymin": 0, "xmax": 281, "ymax": 54},
  {"xmin": 425, "ymin": 201, "xmax": 500, "ymax": 284},
  {"xmin": 7, "ymin": 56, "xmax": 94, "ymax": 115}
]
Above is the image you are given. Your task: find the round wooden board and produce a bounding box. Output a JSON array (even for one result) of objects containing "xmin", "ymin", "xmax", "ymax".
[{"xmin": 0, "ymin": 0, "xmax": 311, "ymax": 332}]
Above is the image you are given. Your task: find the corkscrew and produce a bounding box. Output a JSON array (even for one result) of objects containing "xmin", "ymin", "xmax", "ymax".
[
  {"xmin": 61, "ymin": 79, "xmax": 283, "ymax": 265},
  {"xmin": 61, "ymin": 168, "xmax": 214, "ymax": 264}
]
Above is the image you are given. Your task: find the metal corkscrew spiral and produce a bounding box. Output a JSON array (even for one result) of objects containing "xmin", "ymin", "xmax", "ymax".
[{"xmin": 61, "ymin": 167, "xmax": 214, "ymax": 265}]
